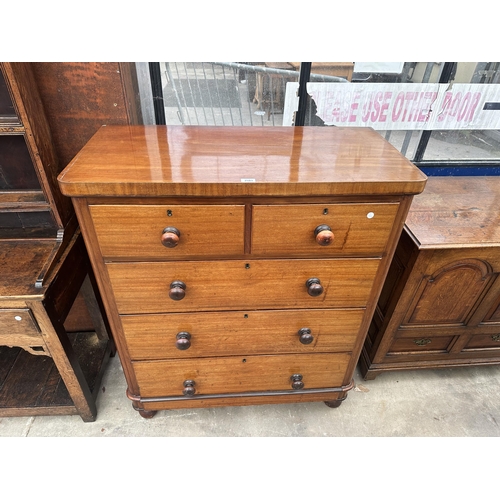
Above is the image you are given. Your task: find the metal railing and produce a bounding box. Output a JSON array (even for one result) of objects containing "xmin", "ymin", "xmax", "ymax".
[{"xmin": 161, "ymin": 62, "xmax": 347, "ymax": 126}]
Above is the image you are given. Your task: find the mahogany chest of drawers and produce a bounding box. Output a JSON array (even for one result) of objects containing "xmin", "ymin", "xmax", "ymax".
[
  {"xmin": 360, "ymin": 176, "xmax": 500, "ymax": 380},
  {"xmin": 58, "ymin": 125, "xmax": 426, "ymax": 418}
]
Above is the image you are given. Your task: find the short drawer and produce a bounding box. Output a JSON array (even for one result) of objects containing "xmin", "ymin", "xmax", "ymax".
[
  {"xmin": 464, "ymin": 333, "xmax": 500, "ymax": 350},
  {"xmin": 133, "ymin": 352, "xmax": 351, "ymax": 397},
  {"xmin": 0, "ymin": 309, "xmax": 42, "ymax": 346},
  {"xmin": 107, "ymin": 258, "xmax": 380, "ymax": 313},
  {"xmin": 388, "ymin": 336, "xmax": 455, "ymax": 353},
  {"xmin": 251, "ymin": 203, "xmax": 399, "ymax": 257},
  {"xmin": 89, "ymin": 204, "xmax": 245, "ymax": 259},
  {"xmin": 121, "ymin": 308, "xmax": 365, "ymax": 360}
]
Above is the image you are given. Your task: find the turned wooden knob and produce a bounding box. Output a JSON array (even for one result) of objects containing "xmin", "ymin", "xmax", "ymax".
[
  {"xmin": 314, "ymin": 224, "xmax": 334, "ymax": 246},
  {"xmin": 291, "ymin": 374, "xmax": 304, "ymax": 390},
  {"xmin": 306, "ymin": 278, "xmax": 323, "ymax": 297},
  {"xmin": 298, "ymin": 328, "xmax": 314, "ymax": 345},
  {"xmin": 183, "ymin": 380, "xmax": 196, "ymax": 396},
  {"xmin": 161, "ymin": 227, "xmax": 181, "ymax": 248},
  {"xmin": 169, "ymin": 280, "xmax": 186, "ymax": 300},
  {"xmin": 176, "ymin": 332, "xmax": 191, "ymax": 350}
]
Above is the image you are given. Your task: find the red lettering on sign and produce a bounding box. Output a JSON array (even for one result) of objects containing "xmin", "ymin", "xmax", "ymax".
[
  {"xmin": 457, "ymin": 92, "xmax": 471, "ymax": 121},
  {"xmin": 392, "ymin": 91, "xmax": 405, "ymax": 121},
  {"xmin": 349, "ymin": 91, "xmax": 360, "ymax": 122},
  {"xmin": 379, "ymin": 92, "xmax": 392, "ymax": 122},
  {"xmin": 371, "ymin": 91, "xmax": 382, "ymax": 122},
  {"xmin": 466, "ymin": 92, "xmax": 482, "ymax": 122},
  {"xmin": 362, "ymin": 92, "xmax": 372, "ymax": 122}
]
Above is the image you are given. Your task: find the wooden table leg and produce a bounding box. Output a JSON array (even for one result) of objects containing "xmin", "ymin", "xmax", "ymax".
[{"xmin": 29, "ymin": 300, "xmax": 97, "ymax": 422}]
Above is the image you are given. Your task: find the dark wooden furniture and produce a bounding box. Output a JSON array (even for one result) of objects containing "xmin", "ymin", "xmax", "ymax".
[
  {"xmin": 31, "ymin": 63, "xmax": 142, "ymax": 169},
  {"xmin": 58, "ymin": 125, "xmax": 426, "ymax": 418},
  {"xmin": 0, "ymin": 232, "xmax": 113, "ymax": 421},
  {"xmin": 0, "ymin": 62, "xmax": 114, "ymax": 421},
  {"xmin": 360, "ymin": 176, "xmax": 500, "ymax": 380}
]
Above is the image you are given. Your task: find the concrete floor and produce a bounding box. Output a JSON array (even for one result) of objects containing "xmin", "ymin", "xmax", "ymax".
[{"xmin": 2, "ymin": 354, "xmax": 500, "ymax": 437}]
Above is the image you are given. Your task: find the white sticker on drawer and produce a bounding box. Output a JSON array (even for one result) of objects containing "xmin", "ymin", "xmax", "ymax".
[{"xmin": 241, "ymin": 178, "xmax": 256, "ymax": 182}]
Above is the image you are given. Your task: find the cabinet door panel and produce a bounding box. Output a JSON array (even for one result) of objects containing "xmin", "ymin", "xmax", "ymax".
[{"xmin": 403, "ymin": 259, "xmax": 493, "ymax": 326}]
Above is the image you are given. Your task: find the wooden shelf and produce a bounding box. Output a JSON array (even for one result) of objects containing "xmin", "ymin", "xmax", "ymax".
[
  {"xmin": 0, "ymin": 190, "xmax": 48, "ymax": 211},
  {"xmin": 0, "ymin": 63, "xmax": 114, "ymax": 422},
  {"xmin": 0, "ymin": 332, "xmax": 112, "ymax": 417}
]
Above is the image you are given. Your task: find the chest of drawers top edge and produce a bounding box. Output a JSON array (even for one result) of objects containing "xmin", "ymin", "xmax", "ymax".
[{"xmin": 58, "ymin": 125, "xmax": 426, "ymax": 199}]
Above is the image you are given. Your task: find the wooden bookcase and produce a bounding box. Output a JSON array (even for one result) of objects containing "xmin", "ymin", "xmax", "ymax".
[{"xmin": 0, "ymin": 62, "xmax": 114, "ymax": 421}]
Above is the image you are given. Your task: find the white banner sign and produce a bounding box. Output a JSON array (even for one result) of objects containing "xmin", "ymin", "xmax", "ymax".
[{"xmin": 284, "ymin": 82, "xmax": 500, "ymax": 130}]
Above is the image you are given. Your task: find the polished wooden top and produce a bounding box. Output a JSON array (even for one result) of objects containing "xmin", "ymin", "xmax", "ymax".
[
  {"xmin": 58, "ymin": 125, "xmax": 426, "ymax": 198},
  {"xmin": 405, "ymin": 176, "xmax": 500, "ymax": 248}
]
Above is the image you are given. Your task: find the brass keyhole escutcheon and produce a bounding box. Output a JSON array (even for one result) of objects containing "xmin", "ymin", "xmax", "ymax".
[{"xmin": 414, "ymin": 338, "xmax": 432, "ymax": 346}]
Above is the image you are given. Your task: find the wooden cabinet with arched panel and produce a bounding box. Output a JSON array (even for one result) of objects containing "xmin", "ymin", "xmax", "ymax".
[{"xmin": 360, "ymin": 176, "xmax": 500, "ymax": 380}]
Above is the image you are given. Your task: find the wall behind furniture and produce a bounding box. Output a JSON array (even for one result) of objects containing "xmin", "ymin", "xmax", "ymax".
[
  {"xmin": 32, "ymin": 62, "xmax": 142, "ymax": 168},
  {"xmin": 31, "ymin": 62, "xmax": 142, "ymax": 331}
]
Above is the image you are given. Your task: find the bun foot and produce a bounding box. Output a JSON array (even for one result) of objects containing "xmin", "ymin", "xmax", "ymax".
[
  {"xmin": 131, "ymin": 399, "xmax": 157, "ymax": 419},
  {"xmin": 324, "ymin": 393, "xmax": 348, "ymax": 408},
  {"xmin": 138, "ymin": 409, "xmax": 157, "ymax": 419}
]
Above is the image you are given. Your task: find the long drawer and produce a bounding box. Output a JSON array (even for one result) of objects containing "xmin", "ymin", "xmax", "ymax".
[
  {"xmin": 121, "ymin": 308, "xmax": 365, "ymax": 360},
  {"xmin": 107, "ymin": 258, "xmax": 380, "ymax": 313},
  {"xmin": 252, "ymin": 203, "xmax": 399, "ymax": 257},
  {"xmin": 90, "ymin": 204, "xmax": 245, "ymax": 259},
  {"xmin": 133, "ymin": 352, "xmax": 351, "ymax": 397}
]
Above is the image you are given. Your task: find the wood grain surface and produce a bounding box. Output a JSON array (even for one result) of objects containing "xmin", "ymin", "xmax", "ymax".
[
  {"xmin": 121, "ymin": 308, "xmax": 364, "ymax": 360},
  {"xmin": 90, "ymin": 203, "xmax": 245, "ymax": 258},
  {"xmin": 405, "ymin": 176, "xmax": 500, "ymax": 248},
  {"xmin": 0, "ymin": 309, "xmax": 45, "ymax": 352},
  {"xmin": 58, "ymin": 125, "xmax": 427, "ymax": 197},
  {"xmin": 107, "ymin": 258, "xmax": 380, "ymax": 313},
  {"xmin": 252, "ymin": 202, "xmax": 400, "ymax": 256},
  {"xmin": 133, "ymin": 352, "xmax": 351, "ymax": 397}
]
